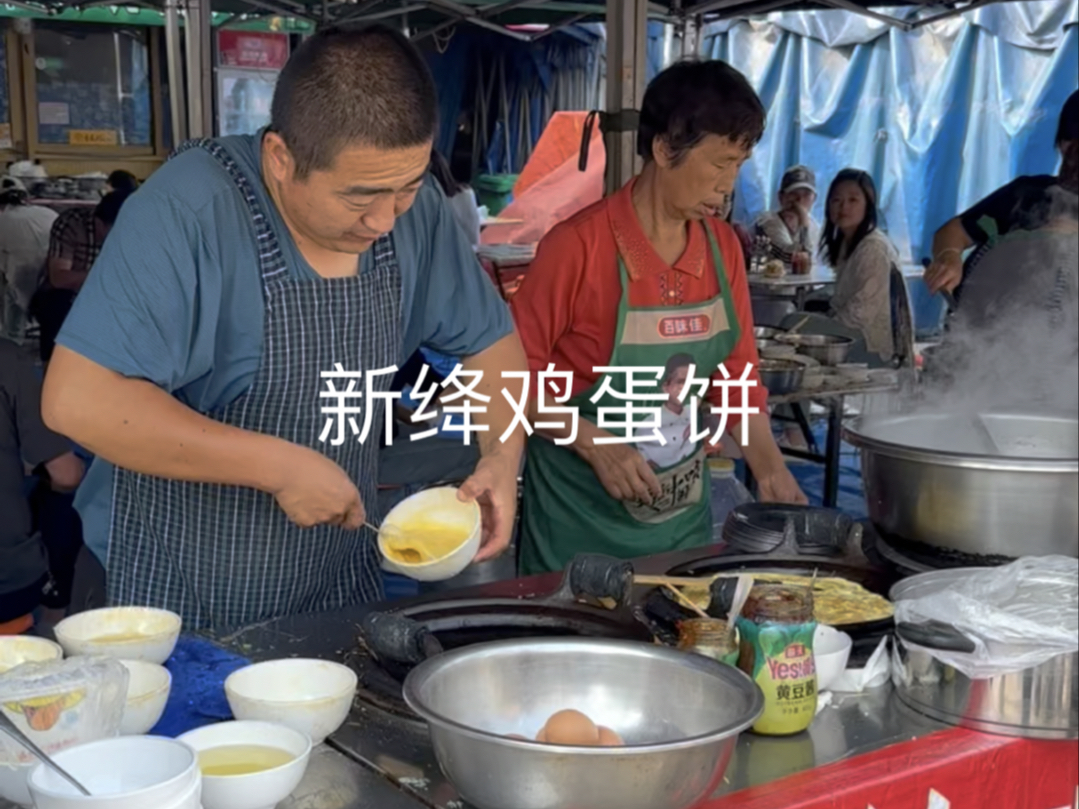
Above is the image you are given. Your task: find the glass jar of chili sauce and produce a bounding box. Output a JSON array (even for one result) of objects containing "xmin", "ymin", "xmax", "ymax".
[{"xmin": 736, "ymin": 583, "xmax": 818, "ymax": 735}]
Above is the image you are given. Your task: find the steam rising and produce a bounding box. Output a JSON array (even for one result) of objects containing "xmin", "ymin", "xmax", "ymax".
[{"xmin": 882, "ymin": 185, "xmax": 1079, "ymax": 457}]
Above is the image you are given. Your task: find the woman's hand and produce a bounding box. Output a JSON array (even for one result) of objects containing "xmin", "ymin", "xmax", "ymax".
[
  {"xmin": 578, "ymin": 441, "xmax": 663, "ymax": 503},
  {"xmin": 756, "ymin": 465, "xmax": 808, "ymax": 505}
]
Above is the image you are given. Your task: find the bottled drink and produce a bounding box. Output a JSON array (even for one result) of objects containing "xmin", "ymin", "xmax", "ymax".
[{"xmin": 709, "ymin": 457, "xmax": 754, "ymax": 544}]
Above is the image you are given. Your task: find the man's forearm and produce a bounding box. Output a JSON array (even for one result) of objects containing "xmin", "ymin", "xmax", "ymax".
[
  {"xmin": 461, "ymin": 331, "xmax": 528, "ymax": 462},
  {"xmin": 42, "ymin": 346, "xmax": 296, "ymax": 493}
]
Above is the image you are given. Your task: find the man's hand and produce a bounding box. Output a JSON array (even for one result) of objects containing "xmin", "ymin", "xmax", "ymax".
[
  {"xmin": 925, "ymin": 250, "xmax": 964, "ymax": 295},
  {"xmin": 458, "ymin": 451, "xmax": 519, "ymax": 562},
  {"xmin": 757, "ymin": 465, "xmax": 808, "ymax": 505},
  {"xmin": 578, "ymin": 440, "xmax": 662, "ymax": 503},
  {"xmin": 271, "ymin": 446, "xmax": 365, "ymax": 530}
]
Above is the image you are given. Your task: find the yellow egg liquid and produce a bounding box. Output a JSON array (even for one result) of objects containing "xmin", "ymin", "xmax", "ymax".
[
  {"xmin": 382, "ymin": 521, "xmax": 470, "ymax": 564},
  {"xmin": 90, "ymin": 632, "xmax": 149, "ymax": 643},
  {"xmin": 198, "ymin": 745, "xmax": 294, "ymax": 777}
]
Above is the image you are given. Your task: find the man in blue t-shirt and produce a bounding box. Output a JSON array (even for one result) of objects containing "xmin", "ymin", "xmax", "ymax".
[{"xmin": 40, "ymin": 25, "xmax": 526, "ymax": 631}]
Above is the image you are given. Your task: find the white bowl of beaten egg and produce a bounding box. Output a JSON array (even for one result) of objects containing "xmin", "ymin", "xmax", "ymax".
[
  {"xmin": 53, "ymin": 607, "xmax": 182, "ymax": 665},
  {"xmin": 378, "ymin": 486, "xmax": 482, "ymax": 582},
  {"xmin": 179, "ymin": 720, "xmax": 311, "ymax": 809}
]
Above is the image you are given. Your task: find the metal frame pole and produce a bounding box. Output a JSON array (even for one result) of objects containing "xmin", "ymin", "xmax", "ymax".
[
  {"xmin": 604, "ymin": 0, "xmax": 648, "ymax": 196},
  {"xmin": 165, "ymin": 0, "xmax": 187, "ymax": 146}
]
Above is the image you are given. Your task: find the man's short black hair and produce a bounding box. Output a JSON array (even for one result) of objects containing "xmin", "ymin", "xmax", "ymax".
[
  {"xmin": 638, "ymin": 59, "xmax": 766, "ymax": 165},
  {"xmin": 94, "ymin": 189, "xmax": 131, "ymax": 226},
  {"xmin": 1058, "ymin": 90, "xmax": 1078, "ymax": 147},
  {"xmin": 107, "ymin": 169, "xmax": 138, "ymax": 193},
  {"xmin": 270, "ymin": 24, "xmax": 438, "ymax": 178}
]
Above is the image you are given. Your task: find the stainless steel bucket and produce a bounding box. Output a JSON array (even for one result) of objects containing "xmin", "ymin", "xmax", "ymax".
[
  {"xmin": 846, "ymin": 412, "xmax": 1079, "ymax": 558},
  {"xmin": 890, "ymin": 569, "xmax": 1078, "ymax": 740}
]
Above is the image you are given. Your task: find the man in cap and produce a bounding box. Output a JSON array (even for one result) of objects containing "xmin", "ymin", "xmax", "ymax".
[
  {"xmin": 754, "ymin": 165, "xmax": 821, "ymax": 270},
  {"xmin": 41, "ymin": 25, "xmax": 525, "ymax": 631}
]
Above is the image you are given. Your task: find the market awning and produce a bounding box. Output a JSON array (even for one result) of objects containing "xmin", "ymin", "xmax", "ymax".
[{"xmin": 0, "ymin": 0, "xmax": 1020, "ymax": 39}]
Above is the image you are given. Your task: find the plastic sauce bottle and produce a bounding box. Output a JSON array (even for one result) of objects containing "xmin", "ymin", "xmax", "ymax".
[
  {"xmin": 708, "ymin": 458, "xmax": 754, "ymax": 544},
  {"xmin": 736, "ymin": 584, "xmax": 818, "ymax": 735}
]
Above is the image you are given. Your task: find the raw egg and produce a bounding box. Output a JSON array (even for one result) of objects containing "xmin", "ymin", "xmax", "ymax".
[
  {"xmin": 541, "ymin": 709, "xmax": 599, "ymax": 746},
  {"xmin": 597, "ymin": 726, "xmax": 624, "ymax": 746}
]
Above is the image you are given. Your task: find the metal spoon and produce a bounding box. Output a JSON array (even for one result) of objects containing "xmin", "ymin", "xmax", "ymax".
[{"xmin": 0, "ymin": 711, "xmax": 92, "ymax": 796}]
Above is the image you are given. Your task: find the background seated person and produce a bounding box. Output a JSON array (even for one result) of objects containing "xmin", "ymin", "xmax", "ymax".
[{"xmin": 785, "ymin": 169, "xmax": 897, "ymax": 368}]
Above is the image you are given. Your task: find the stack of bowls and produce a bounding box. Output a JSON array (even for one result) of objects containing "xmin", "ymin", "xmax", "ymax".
[
  {"xmin": 53, "ymin": 607, "xmax": 181, "ymax": 738},
  {"xmin": 722, "ymin": 504, "xmax": 853, "ymax": 557}
]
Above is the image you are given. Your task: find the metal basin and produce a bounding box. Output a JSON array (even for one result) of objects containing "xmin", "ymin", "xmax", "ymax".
[
  {"xmin": 757, "ymin": 359, "xmax": 804, "ymax": 396},
  {"xmin": 890, "ymin": 569, "xmax": 1078, "ymax": 740},
  {"xmin": 846, "ymin": 412, "xmax": 1079, "ymax": 558},
  {"xmin": 403, "ymin": 638, "xmax": 763, "ymax": 809},
  {"xmin": 775, "ymin": 333, "xmax": 853, "ymax": 366}
]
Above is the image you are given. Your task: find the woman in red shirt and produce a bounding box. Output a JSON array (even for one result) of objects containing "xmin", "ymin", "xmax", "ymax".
[{"xmin": 511, "ymin": 60, "xmax": 806, "ymax": 575}]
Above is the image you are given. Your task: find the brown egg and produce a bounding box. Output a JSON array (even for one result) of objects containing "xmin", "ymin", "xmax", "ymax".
[
  {"xmin": 505, "ymin": 734, "xmax": 528, "ymax": 741},
  {"xmin": 597, "ymin": 726, "xmax": 624, "ymax": 746},
  {"xmin": 535, "ymin": 727, "xmax": 548, "ymax": 743},
  {"xmin": 542, "ymin": 709, "xmax": 599, "ymax": 746}
]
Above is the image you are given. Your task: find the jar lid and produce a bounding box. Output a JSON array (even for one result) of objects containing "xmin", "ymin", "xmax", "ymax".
[{"xmin": 708, "ymin": 458, "xmax": 735, "ymax": 475}]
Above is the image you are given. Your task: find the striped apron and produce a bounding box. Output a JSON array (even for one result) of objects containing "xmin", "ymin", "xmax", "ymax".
[{"xmin": 106, "ymin": 139, "xmax": 398, "ymax": 631}]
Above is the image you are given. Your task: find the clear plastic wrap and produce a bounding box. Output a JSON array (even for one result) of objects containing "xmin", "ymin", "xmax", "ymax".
[
  {"xmin": 0, "ymin": 656, "xmax": 128, "ymax": 806},
  {"xmin": 894, "ymin": 556, "xmax": 1079, "ymax": 679}
]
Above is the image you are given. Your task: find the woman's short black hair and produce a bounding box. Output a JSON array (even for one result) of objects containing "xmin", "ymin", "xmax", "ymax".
[
  {"xmin": 428, "ymin": 149, "xmax": 465, "ymax": 198},
  {"xmin": 94, "ymin": 189, "xmax": 132, "ymax": 226},
  {"xmin": 107, "ymin": 169, "xmax": 138, "ymax": 193},
  {"xmin": 662, "ymin": 352, "xmax": 695, "ymax": 385},
  {"xmin": 820, "ymin": 168, "xmax": 879, "ymax": 268},
  {"xmin": 638, "ymin": 59, "xmax": 766, "ymax": 165},
  {"xmin": 270, "ymin": 24, "xmax": 438, "ymax": 178}
]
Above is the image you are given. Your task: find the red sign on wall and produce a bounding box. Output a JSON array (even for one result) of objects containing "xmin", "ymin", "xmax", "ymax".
[{"xmin": 217, "ymin": 31, "xmax": 289, "ymax": 70}]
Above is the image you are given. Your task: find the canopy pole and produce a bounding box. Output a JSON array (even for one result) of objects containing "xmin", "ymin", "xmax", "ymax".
[
  {"xmin": 165, "ymin": 0, "xmax": 187, "ymax": 146},
  {"xmin": 604, "ymin": 0, "xmax": 648, "ymax": 195},
  {"xmin": 183, "ymin": 0, "xmax": 214, "ymax": 138}
]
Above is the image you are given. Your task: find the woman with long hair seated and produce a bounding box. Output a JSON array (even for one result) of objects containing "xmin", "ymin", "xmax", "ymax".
[{"xmin": 788, "ymin": 169, "xmax": 898, "ymax": 366}]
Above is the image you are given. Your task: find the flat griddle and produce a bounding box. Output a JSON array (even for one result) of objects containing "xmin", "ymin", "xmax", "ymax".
[{"xmin": 658, "ymin": 553, "xmax": 897, "ymax": 639}]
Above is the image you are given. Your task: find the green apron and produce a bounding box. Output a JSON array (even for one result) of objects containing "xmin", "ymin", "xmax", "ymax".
[{"xmin": 520, "ymin": 219, "xmax": 742, "ymax": 575}]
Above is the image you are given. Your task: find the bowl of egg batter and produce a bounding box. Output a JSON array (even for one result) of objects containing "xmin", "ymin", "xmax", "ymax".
[
  {"xmin": 179, "ymin": 720, "xmax": 311, "ymax": 809},
  {"xmin": 53, "ymin": 606, "xmax": 182, "ymax": 665},
  {"xmin": 378, "ymin": 485, "xmax": 482, "ymax": 582}
]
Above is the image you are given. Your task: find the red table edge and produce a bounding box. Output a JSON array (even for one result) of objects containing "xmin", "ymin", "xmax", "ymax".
[{"xmin": 704, "ymin": 727, "xmax": 1079, "ymax": 809}]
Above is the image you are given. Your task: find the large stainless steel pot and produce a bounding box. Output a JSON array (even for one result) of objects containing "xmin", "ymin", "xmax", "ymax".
[
  {"xmin": 403, "ymin": 638, "xmax": 763, "ymax": 809},
  {"xmin": 890, "ymin": 569, "xmax": 1078, "ymax": 740},
  {"xmin": 846, "ymin": 412, "xmax": 1079, "ymax": 557}
]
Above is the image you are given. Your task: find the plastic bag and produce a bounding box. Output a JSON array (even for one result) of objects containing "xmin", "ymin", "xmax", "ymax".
[
  {"xmin": 894, "ymin": 556, "xmax": 1079, "ymax": 679},
  {"xmin": 0, "ymin": 656, "xmax": 127, "ymax": 806}
]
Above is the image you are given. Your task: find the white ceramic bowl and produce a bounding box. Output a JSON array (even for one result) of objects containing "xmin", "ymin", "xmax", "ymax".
[
  {"xmin": 0, "ymin": 636, "xmax": 63, "ymax": 673},
  {"xmin": 179, "ymin": 720, "xmax": 312, "ymax": 809},
  {"xmin": 118, "ymin": 660, "xmax": 172, "ymax": 735},
  {"xmin": 225, "ymin": 659, "xmax": 358, "ymax": 745},
  {"xmin": 27, "ymin": 736, "xmax": 200, "ymax": 809},
  {"xmin": 54, "ymin": 607, "xmax": 182, "ymax": 664},
  {"xmin": 377, "ymin": 485, "xmax": 482, "ymax": 582},
  {"xmin": 814, "ymin": 625, "xmax": 853, "ymax": 691},
  {"xmin": 835, "ymin": 363, "xmax": 871, "ymax": 383}
]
